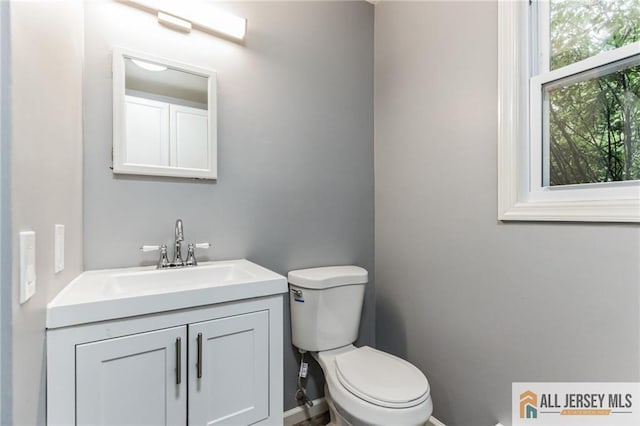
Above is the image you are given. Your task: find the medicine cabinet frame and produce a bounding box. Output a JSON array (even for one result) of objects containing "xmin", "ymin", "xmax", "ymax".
[{"xmin": 112, "ymin": 47, "xmax": 218, "ymax": 180}]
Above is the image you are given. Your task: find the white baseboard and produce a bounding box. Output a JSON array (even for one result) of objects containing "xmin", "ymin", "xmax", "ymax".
[
  {"xmin": 283, "ymin": 398, "xmax": 329, "ymax": 426},
  {"xmin": 283, "ymin": 398, "xmax": 445, "ymax": 426},
  {"xmin": 428, "ymin": 416, "xmax": 446, "ymax": 426}
]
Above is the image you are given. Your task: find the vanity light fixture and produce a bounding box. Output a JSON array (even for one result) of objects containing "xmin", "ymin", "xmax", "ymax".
[
  {"xmin": 196, "ymin": 8, "xmax": 246, "ymax": 40},
  {"xmin": 157, "ymin": 11, "xmax": 192, "ymax": 33},
  {"xmin": 118, "ymin": 0, "xmax": 247, "ymax": 41},
  {"xmin": 131, "ymin": 58, "xmax": 168, "ymax": 72}
]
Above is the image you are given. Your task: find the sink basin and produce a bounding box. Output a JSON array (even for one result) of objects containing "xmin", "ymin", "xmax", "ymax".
[
  {"xmin": 108, "ymin": 262, "xmax": 258, "ymax": 296},
  {"xmin": 47, "ymin": 259, "xmax": 287, "ymax": 329}
]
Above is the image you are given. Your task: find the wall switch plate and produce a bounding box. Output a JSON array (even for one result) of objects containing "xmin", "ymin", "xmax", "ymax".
[
  {"xmin": 54, "ymin": 224, "xmax": 64, "ymax": 273},
  {"xmin": 19, "ymin": 231, "xmax": 36, "ymax": 304}
]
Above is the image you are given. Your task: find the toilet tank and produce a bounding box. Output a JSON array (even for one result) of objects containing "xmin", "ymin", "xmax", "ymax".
[{"xmin": 288, "ymin": 266, "xmax": 368, "ymax": 352}]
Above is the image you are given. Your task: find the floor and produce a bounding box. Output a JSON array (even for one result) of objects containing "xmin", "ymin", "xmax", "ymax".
[{"xmin": 292, "ymin": 411, "xmax": 331, "ymax": 426}]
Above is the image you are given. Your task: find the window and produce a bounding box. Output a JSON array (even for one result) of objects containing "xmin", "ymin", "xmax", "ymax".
[{"xmin": 498, "ymin": 0, "xmax": 640, "ymax": 222}]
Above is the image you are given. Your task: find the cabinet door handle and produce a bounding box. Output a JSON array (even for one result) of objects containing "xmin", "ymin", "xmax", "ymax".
[
  {"xmin": 176, "ymin": 337, "xmax": 182, "ymax": 385},
  {"xmin": 197, "ymin": 332, "xmax": 203, "ymax": 379}
]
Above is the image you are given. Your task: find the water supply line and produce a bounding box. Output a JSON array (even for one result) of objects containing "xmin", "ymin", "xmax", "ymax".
[{"xmin": 295, "ymin": 350, "xmax": 314, "ymax": 408}]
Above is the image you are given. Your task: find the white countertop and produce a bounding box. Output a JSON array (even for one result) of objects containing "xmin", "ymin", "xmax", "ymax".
[{"xmin": 47, "ymin": 259, "xmax": 287, "ymax": 329}]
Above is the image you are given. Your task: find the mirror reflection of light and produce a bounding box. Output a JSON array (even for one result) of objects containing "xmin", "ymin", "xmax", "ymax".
[{"xmin": 131, "ymin": 59, "xmax": 168, "ymax": 72}]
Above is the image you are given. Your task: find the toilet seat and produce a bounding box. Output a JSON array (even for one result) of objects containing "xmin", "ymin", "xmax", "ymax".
[
  {"xmin": 315, "ymin": 345, "xmax": 433, "ymax": 426},
  {"xmin": 334, "ymin": 346, "xmax": 430, "ymax": 408}
]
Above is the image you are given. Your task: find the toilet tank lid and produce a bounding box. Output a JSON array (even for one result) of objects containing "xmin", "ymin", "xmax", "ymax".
[{"xmin": 288, "ymin": 266, "xmax": 368, "ymax": 289}]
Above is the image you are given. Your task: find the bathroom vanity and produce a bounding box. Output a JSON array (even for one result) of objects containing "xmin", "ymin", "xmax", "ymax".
[{"xmin": 46, "ymin": 259, "xmax": 286, "ymax": 426}]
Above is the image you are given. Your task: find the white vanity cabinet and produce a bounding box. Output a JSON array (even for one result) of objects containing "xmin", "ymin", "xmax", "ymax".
[
  {"xmin": 76, "ymin": 326, "xmax": 187, "ymax": 425},
  {"xmin": 189, "ymin": 311, "xmax": 269, "ymax": 425},
  {"xmin": 47, "ymin": 295, "xmax": 283, "ymax": 426},
  {"xmin": 124, "ymin": 96, "xmax": 170, "ymax": 167},
  {"xmin": 125, "ymin": 95, "xmax": 209, "ymax": 170},
  {"xmin": 171, "ymin": 104, "xmax": 209, "ymax": 170}
]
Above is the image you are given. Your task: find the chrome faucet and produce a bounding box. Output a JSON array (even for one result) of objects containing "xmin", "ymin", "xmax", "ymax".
[
  {"xmin": 140, "ymin": 219, "xmax": 211, "ymax": 269},
  {"xmin": 173, "ymin": 219, "xmax": 184, "ymax": 267}
]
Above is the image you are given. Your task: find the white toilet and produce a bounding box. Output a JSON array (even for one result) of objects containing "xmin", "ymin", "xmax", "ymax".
[{"xmin": 288, "ymin": 266, "xmax": 433, "ymax": 426}]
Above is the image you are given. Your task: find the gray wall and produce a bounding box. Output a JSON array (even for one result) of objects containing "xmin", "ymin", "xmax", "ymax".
[
  {"xmin": 374, "ymin": 2, "xmax": 640, "ymax": 426},
  {"xmin": 10, "ymin": 2, "xmax": 84, "ymax": 425},
  {"xmin": 83, "ymin": 1, "xmax": 374, "ymax": 409},
  {"xmin": 0, "ymin": 1, "xmax": 11, "ymax": 423}
]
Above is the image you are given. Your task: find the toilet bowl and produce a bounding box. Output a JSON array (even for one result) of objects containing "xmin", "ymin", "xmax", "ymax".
[
  {"xmin": 288, "ymin": 266, "xmax": 433, "ymax": 426},
  {"xmin": 314, "ymin": 345, "xmax": 433, "ymax": 426}
]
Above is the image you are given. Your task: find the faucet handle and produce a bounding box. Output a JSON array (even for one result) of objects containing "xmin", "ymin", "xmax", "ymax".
[
  {"xmin": 141, "ymin": 244, "xmax": 170, "ymax": 269},
  {"xmin": 185, "ymin": 242, "xmax": 211, "ymax": 267}
]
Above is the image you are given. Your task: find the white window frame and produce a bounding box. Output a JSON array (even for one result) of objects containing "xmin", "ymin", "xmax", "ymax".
[{"xmin": 498, "ymin": 0, "xmax": 640, "ymax": 222}]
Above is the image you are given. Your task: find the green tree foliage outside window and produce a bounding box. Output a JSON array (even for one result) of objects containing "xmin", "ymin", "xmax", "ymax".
[{"xmin": 547, "ymin": 0, "xmax": 640, "ymax": 186}]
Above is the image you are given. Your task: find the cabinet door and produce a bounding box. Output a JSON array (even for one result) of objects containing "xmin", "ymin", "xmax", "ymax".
[
  {"xmin": 170, "ymin": 104, "xmax": 208, "ymax": 170},
  {"xmin": 188, "ymin": 311, "xmax": 269, "ymax": 426},
  {"xmin": 76, "ymin": 326, "xmax": 187, "ymax": 426},
  {"xmin": 125, "ymin": 95, "xmax": 170, "ymax": 167}
]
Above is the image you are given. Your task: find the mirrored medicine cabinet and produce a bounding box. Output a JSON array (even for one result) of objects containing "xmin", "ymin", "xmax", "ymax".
[{"xmin": 112, "ymin": 48, "xmax": 217, "ymax": 179}]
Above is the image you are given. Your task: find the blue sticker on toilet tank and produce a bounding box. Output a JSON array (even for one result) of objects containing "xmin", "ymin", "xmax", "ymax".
[{"xmin": 294, "ymin": 297, "xmax": 304, "ymax": 303}]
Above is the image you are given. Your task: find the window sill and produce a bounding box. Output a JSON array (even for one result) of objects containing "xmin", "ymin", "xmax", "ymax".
[{"xmin": 499, "ymin": 199, "xmax": 640, "ymax": 223}]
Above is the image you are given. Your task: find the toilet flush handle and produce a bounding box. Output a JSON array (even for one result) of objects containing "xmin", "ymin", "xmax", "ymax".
[{"xmin": 290, "ymin": 288, "xmax": 303, "ymax": 298}]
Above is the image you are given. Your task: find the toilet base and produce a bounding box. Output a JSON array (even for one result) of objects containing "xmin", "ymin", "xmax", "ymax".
[
  {"xmin": 325, "ymin": 385, "xmax": 433, "ymax": 426},
  {"xmin": 325, "ymin": 386, "xmax": 354, "ymax": 426}
]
